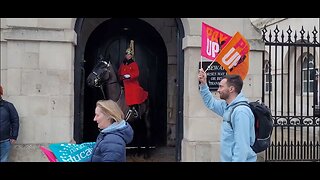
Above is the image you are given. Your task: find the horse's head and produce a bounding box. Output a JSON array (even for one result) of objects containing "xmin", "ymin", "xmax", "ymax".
[{"xmin": 87, "ymin": 60, "xmax": 112, "ymax": 88}]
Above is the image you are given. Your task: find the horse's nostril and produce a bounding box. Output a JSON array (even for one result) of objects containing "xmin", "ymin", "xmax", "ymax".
[{"xmin": 87, "ymin": 78, "xmax": 94, "ymax": 87}]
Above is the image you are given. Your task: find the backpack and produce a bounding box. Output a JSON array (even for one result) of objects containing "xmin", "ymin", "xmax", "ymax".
[{"xmin": 228, "ymin": 100, "xmax": 273, "ymax": 153}]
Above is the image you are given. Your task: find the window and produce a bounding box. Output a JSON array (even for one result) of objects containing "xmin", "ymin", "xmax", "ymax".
[
  {"xmin": 302, "ymin": 54, "xmax": 315, "ymax": 93},
  {"xmin": 265, "ymin": 60, "xmax": 272, "ymax": 93}
]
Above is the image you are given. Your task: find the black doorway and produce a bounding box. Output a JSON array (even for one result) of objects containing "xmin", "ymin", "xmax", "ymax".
[{"xmin": 82, "ymin": 18, "xmax": 167, "ymax": 147}]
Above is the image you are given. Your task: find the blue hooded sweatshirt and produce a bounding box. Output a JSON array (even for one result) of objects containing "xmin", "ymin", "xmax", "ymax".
[
  {"xmin": 90, "ymin": 120, "xmax": 133, "ymax": 162},
  {"xmin": 200, "ymin": 84, "xmax": 257, "ymax": 162}
]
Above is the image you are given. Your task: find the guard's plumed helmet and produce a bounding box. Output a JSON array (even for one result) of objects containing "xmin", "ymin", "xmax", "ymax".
[{"xmin": 125, "ymin": 40, "xmax": 134, "ymax": 57}]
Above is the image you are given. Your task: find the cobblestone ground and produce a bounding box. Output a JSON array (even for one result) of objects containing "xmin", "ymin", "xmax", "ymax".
[{"xmin": 126, "ymin": 146, "xmax": 176, "ymax": 162}]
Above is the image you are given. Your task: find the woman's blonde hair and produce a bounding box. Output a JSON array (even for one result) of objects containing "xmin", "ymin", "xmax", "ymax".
[{"xmin": 96, "ymin": 100, "xmax": 124, "ymax": 123}]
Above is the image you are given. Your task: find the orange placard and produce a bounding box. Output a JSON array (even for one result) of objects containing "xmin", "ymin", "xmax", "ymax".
[{"xmin": 214, "ymin": 32, "xmax": 250, "ymax": 80}]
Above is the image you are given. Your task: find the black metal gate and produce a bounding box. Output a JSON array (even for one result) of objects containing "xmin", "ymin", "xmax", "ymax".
[{"xmin": 261, "ymin": 25, "xmax": 320, "ymax": 161}]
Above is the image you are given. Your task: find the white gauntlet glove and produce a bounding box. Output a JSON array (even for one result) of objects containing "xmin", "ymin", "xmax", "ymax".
[{"xmin": 123, "ymin": 74, "xmax": 131, "ymax": 79}]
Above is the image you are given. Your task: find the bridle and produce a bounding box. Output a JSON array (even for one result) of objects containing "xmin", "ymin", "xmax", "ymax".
[
  {"xmin": 91, "ymin": 60, "xmax": 118, "ymax": 99},
  {"xmin": 89, "ymin": 60, "xmax": 145, "ymax": 122}
]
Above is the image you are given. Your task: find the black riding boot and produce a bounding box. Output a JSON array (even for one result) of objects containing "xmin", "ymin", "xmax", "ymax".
[{"xmin": 130, "ymin": 105, "xmax": 139, "ymax": 119}]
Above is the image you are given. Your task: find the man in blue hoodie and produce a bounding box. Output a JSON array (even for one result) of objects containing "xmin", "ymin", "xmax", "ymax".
[{"xmin": 198, "ymin": 68, "xmax": 256, "ymax": 162}]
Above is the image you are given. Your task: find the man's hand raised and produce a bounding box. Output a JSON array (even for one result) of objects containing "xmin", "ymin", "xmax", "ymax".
[{"xmin": 198, "ymin": 68, "xmax": 207, "ymax": 85}]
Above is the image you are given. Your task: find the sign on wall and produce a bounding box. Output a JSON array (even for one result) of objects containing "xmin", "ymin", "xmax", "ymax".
[{"xmin": 199, "ymin": 61, "xmax": 227, "ymax": 91}]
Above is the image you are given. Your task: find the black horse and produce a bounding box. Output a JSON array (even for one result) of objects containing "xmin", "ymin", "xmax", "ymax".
[{"xmin": 86, "ymin": 59, "xmax": 151, "ymax": 158}]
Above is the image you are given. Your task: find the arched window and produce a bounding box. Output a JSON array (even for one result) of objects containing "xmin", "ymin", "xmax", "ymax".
[
  {"xmin": 302, "ymin": 54, "xmax": 315, "ymax": 93},
  {"xmin": 264, "ymin": 59, "xmax": 272, "ymax": 93}
]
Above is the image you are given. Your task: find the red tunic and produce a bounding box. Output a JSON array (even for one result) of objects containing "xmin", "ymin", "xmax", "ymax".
[{"xmin": 118, "ymin": 61, "xmax": 148, "ymax": 106}]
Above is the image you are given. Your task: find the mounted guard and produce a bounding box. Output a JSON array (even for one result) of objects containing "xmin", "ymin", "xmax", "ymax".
[{"xmin": 118, "ymin": 40, "xmax": 148, "ymax": 119}]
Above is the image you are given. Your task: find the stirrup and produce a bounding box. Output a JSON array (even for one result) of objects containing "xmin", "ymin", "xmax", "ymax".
[{"xmin": 133, "ymin": 109, "xmax": 139, "ymax": 118}]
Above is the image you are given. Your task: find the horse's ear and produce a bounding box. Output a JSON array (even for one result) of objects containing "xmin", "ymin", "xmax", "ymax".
[
  {"xmin": 106, "ymin": 54, "xmax": 111, "ymax": 60},
  {"xmin": 99, "ymin": 54, "xmax": 104, "ymax": 61}
]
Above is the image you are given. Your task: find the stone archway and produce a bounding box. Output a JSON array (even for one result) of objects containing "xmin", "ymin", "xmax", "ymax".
[{"xmin": 73, "ymin": 18, "xmax": 184, "ymax": 161}]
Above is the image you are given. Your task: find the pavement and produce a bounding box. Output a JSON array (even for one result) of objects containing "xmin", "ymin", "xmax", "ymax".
[{"xmin": 126, "ymin": 146, "xmax": 176, "ymax": 162}]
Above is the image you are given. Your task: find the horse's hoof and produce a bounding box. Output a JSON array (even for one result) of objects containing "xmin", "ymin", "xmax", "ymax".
[{"xmin": 143, "ymin": 153, "xmax": 150, "ymax": 159}]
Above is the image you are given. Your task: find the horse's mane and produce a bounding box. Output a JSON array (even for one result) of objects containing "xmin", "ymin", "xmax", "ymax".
[{"xmin": 102, "ymin": 61, "xmax": 129, "ymax": 116}]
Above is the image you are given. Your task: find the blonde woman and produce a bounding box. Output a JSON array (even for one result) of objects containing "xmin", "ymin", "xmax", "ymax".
[{"xmin": 89, "ymin": 100, "xmax": 133, "ymax": 162}]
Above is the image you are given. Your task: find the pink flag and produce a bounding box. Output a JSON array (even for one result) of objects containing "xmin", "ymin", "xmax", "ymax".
[
  {"xmin": 201, "ymin": 22, "xmax": 232, "ymax": 61},
  {"xmin": 39, "ymin": 146, "xmax": 57, "ymax": 162}
]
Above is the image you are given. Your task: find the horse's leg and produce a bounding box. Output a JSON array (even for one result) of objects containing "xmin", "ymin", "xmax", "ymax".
[
  {"xmin": 136, "ymin": 117, "xmax": 145, "ymax": 157},
  {"xmin": 142, "ymin": 105, "xmax": 151, "ymax": 159},
  {"xmin": 128, "ymin": 120, "xmax": 141, "ymax": 157}
]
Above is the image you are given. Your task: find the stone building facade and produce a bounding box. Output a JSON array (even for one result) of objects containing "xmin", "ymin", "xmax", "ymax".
[{"xmin": 0, "ymin": 18, "xmax": 264, "ymax": 162}]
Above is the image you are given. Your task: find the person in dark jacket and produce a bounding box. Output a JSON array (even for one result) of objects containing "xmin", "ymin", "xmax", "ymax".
[
  {"xmin": 89, "ymin": 100, "xmax": 134, "ymax": 162},
  {"xmin": 0, "ymin": 85, "xmax": 19, "ymax": 162}
]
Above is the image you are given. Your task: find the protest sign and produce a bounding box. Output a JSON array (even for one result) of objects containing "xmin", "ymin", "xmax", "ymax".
[
  {"xmin": 201, "ymin": 22, "xmax": 232, "ymax": 62},
  {"xmin": 47, "ymin": 142, "xmax": 96, "ymax": 162},
  {"xmin": 214, "ymin": 31, "xmax": 250, "ymax": 80},
  {"xmin": 39, "ymin": 146, "xmax": 57, "ymax": 162}
]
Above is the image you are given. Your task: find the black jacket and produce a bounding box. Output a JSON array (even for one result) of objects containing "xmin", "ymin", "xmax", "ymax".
[{"xmin": 0, "ymin": 98, "xmax": 19, "ymax": 141}]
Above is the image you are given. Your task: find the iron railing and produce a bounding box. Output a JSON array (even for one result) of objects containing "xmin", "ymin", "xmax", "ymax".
[{"xmin": 261, "ymin": 25, "xmax": 320, "ymax": 161}]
